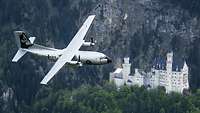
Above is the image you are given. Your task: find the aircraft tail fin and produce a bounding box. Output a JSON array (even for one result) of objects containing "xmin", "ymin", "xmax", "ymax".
[
  {"xmin": 14, "ymin": 31, "xmax": 35, "ymax": 49},
  {"xmin": 12, "ymin": 48, "xmax": 27, "ymax": 62},
  {"xmin": 12, "ymin": 31, "xmax": 36, "ymax": 62}
]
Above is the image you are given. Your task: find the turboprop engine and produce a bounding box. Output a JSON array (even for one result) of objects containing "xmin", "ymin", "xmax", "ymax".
[{"xmin": 82, "ymin": 38, "xmax": 96, "ymax": 46}]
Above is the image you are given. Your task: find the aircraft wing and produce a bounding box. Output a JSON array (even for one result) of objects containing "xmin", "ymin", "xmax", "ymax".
[{"xmin": 40, "ymin": 15, "xmax": 95, "ymax": 85}]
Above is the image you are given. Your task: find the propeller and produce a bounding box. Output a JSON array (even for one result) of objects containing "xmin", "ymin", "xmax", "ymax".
[
  {"xmin": 77, "ymin": 55, "xmax": 83, "ymax": 67},
  {"xmin": 91, "ymin": 37, "xmax": 94, "ymax": 43},
  {"xmin": 90, "ymin": 37, "xmax": 96, "ymax": 46},
  {"xmin": 78, "ymin": 55, "xmax": 81, "ymax": 62}
]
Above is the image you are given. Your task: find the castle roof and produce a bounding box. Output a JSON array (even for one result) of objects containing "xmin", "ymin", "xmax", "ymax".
[
  {"xmin": 152, "ymin": 57, "xmax": 166, "ymax": 70},
  {"xmin": 172, "ymin": 59, "xmax": 184, "ymax": 71},
  {"xmin": 113, "ymin": 68, "xmax": 123, "ymax": 74},
  {"xmin": 153, "ymin": 56, "xmax": 185, "ymax": 72}
]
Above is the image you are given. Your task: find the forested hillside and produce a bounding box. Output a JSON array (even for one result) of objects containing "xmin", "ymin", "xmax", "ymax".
[
  {"xmin": 18, "ymin": 84, "xmax": 200, "ymax": 113},
  {"xmin": 1, "ymin": 0, "xmax": 200, "ymax": 113}
]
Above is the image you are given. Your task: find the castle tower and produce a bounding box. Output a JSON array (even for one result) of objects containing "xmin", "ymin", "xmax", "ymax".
[
  {"xmin": 182, "ymin": 61, "xmax": 188, "ymax": 73},
  {"xmin": 182, "ymin": 61, "xmax": 189, "ymax": 90},
  {"xmin": 165, "ymin": 52, "xmax": 173, "ymax": 93},
  {"xmin": 166, "ymin": 52, "xmax": 173, "ymax": 73},
  {"xmin": 122, "ymin": 57, "xmax": 131, "ymax": 82}
]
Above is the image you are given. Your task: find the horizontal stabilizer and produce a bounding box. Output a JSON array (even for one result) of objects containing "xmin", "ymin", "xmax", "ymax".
[
  {"xmin": 29, "ymin": 37, "xmax": 36, "ymax": 44},
  {"xmin": 12, "ymin": 49, "xmax": 27, "ymax": 62}
]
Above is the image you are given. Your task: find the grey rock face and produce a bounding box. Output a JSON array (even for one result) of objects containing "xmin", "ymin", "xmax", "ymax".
[{"xmin": 88, "ymin": 0, "xmax": 196, "ymax": 68}]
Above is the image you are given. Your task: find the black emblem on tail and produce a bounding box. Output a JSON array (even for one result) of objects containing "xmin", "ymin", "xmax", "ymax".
[{"xmin": 19, "ymin": 32, "xmax": 33, "ymax": 48}]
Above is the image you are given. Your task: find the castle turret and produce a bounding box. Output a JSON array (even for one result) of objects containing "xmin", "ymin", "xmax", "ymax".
[
  {"xmin": 122, "ymin": 57, "xmax": 131, "ymax": 82},
  {"xmin": 165, "ymin": 52, "xmax": 173, "ymax": 93},
  {"xmin": 166, "ymin": 52, "xmax": 173, "ymax": 73},
  {"xmin": 182, "ymin": 61, "xmax": 189, "ymax": 90},
  {"xmin": 182, "ymin": 61, "xmax": 188, "ymax": 73}
]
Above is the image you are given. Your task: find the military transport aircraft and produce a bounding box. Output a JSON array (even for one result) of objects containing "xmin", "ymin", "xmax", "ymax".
[{"xmin": 12, "ymin": 15, "xmax": 112, "ymax": 85}]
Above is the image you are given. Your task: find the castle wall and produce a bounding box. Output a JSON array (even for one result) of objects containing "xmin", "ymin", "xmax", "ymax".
[{"xmin": 109, "ymin": 52, "xmax": 189, "ymax": 94}]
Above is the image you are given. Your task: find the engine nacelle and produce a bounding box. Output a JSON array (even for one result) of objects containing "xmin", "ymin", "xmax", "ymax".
[
  {"xmin": 83, "ymin": 42, "xmax": 95, "ymax": 46},
  {"xmin": 68, "ymin": 61, "xmax": 83, "ymax": 67},
  {"xmin": 83, "ymin": 38, "xmax": 96, "ymax": 47},
  {"xmin": 47, "ymin": 55, "xmax": 58, "ymax": 62}
]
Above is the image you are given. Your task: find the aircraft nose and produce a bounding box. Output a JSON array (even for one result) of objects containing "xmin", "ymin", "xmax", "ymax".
[{"xmin": 106, "ymin": 57, "xmax": 112, "ymax": 63}]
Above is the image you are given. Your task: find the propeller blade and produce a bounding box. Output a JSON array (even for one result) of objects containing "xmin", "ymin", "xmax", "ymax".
[
  {"xmin": 91, "ymin": 37, "xmax": 94, "ymax": 43},
  {"xmin": 78, "ymin": 55, "xmax": 81, "ymax": 62}
]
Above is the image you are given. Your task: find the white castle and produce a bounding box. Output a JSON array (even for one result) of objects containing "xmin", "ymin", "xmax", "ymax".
[{"xmin": 110, "ymin": 52, "xmax": 189, "ymax": 93}]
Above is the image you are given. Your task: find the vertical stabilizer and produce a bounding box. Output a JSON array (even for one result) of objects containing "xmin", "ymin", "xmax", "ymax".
[
  {"xmin": 12, "ymin": 31, "xmax": 36, "ymax": 62},
  {"xmin": 14, "ymin": 31, "xmax": 34, "ymax": 48}
]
